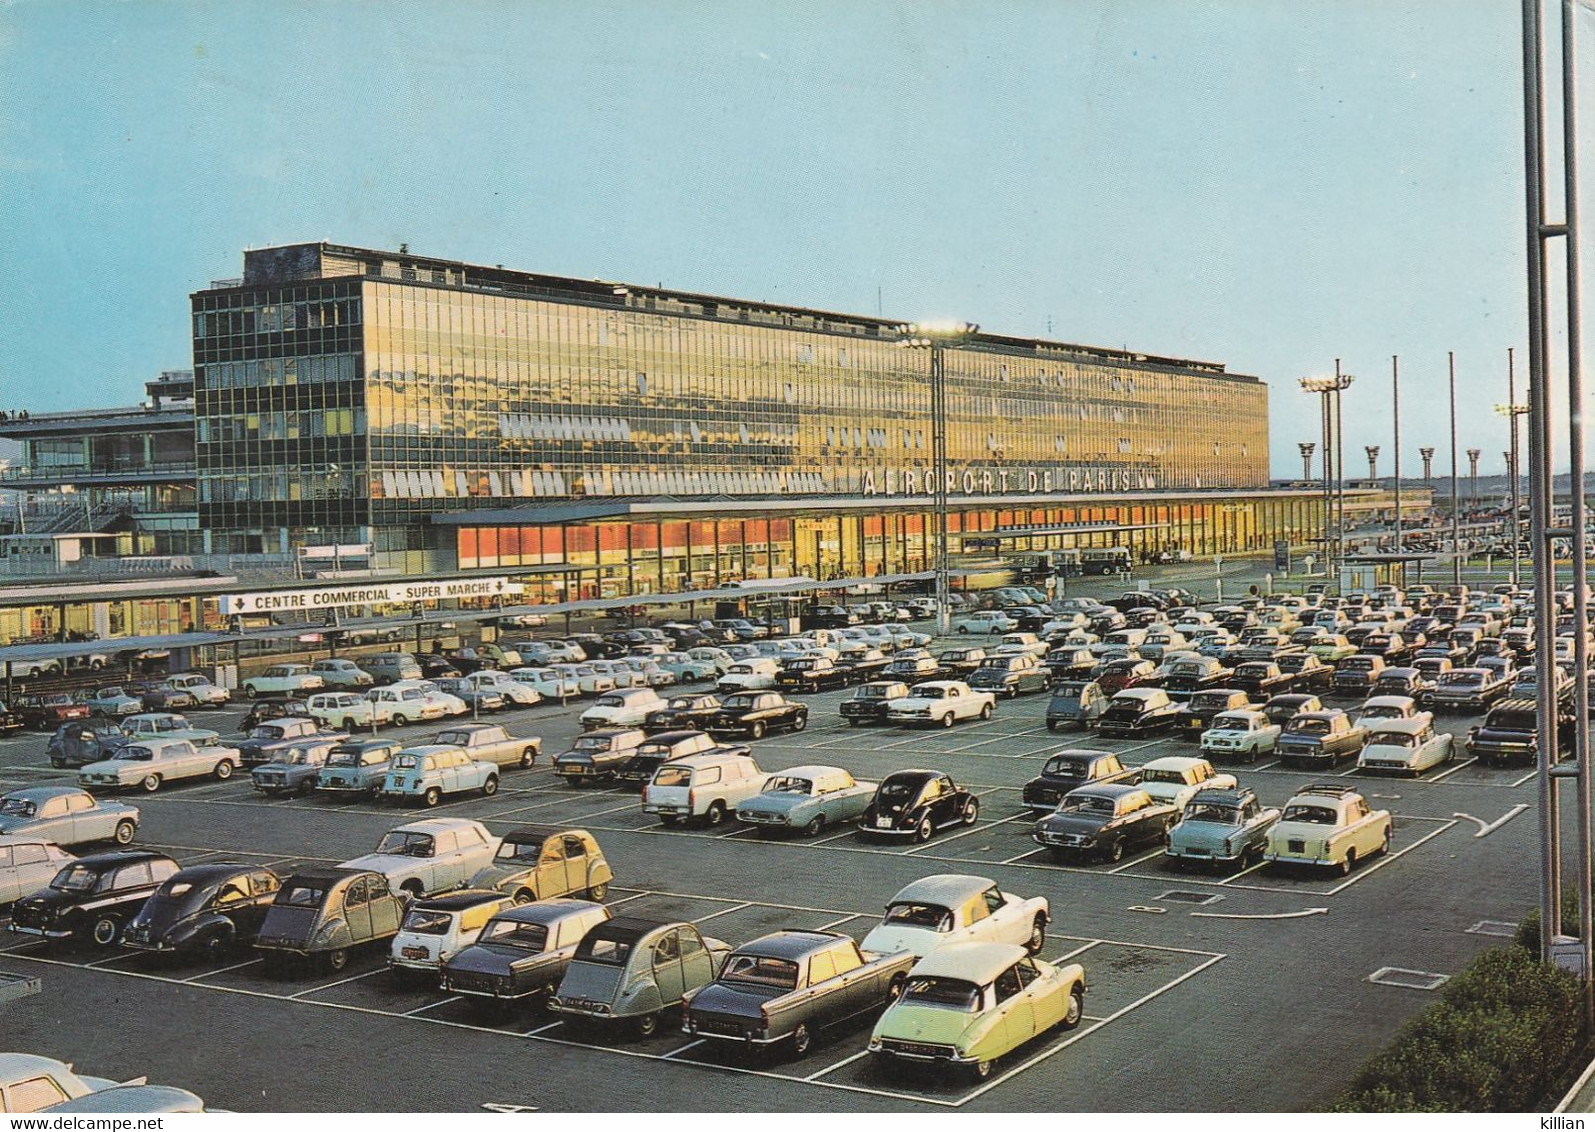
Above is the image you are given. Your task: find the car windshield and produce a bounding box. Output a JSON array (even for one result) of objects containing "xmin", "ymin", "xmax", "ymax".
[
  {"xmin": 391, "ymin": 753, "xmax": 427, "ymax": 770},
  {"xmin": 278, "ymin": 881, "xmax": 327, "ymax": 907},
  {"xmin": 883, "ymin": 902, "xmax": 954, "ymax": 930},
  {"xmin": 901, "ymin": 976, "xmax": 982, "ymax": 1011},
  {"xmin": 878, "ymin": 780, "xmax": 924, "ymax": 801},
  {"xmin": 480, "ymin": 919, "xmax": 549, "ymax": 950},
  {"xmin": 1060, "ymin": 795, "xmax": 1116, "ymax": 815},
  {"xmin": 1288, "ymin": 719, "xmax": 1331, "ymax": 735},
  {"xmin": 251, "ymin": 726, "xmax": 285, "ymax": 740},
  {"xmin": 910, "ymin": 686, "xmax": 946, "ymax": 699},
  {"xmin": 496, "ymin": 837, "xmax": 545, "ymax": 862},
  {"xmin": 1141, "ymin": 768, "xmax": 1189, "ymax": 785},
  {"xmin": 575, "ymin": 934, "xmax": 634, "ymax": 965},
  {"xmin": 401, "ymin": 908, "xmax": 454, "ymax": 935},
  {"xmin": 1042, "ymin": 758, "xmax": 1088, "ymax": 777},
  {"xmin": 1373, "ymin": 732, "xmax": 1420, "ymax": 749},
  {"xmin": 1184, "ymin": 802, "xmax": 1241, "ymax": 824},
  {"xmin": 765, "ymin": 776, "xmax": 814, "ymax": 795},
  {"xmin": 284, "ymin": 749, "xmax": 319, "ymax": 765},
  {"xmin": 653, "ymin": 767, "xmax": 692, "ymax": 788},
  {"xmin": 117, "ymin": 746, "xmax": 155, "ymax": 761},
  {"xmin": 856, "ymin": 686, "xmax": 892, "ymax": 699},
  {"xmin": 1282, "ymin": 804, "xmax": 1339, "ymax": 824},
  {"xmin": 573, "ymin": 735, "xmax": 616, "ymax": 752},
  {"xmin": 326, "ymin": 749, "xmax": 367, "ymax": 767},
  {"xmin": 1361, "ymin": 706, "xmax": 1404, "ymax": 720},
  {"xmin": 52, "ymin": 864, "xmax": 105, "ymax": 892},
  {"xmin": 0, "ymin": 797, "xmax": 37, "ymax": 817},
  {"xmin": 596, "ymin": 695, "xmax": 624, "ymax": 707},
  {"xmin": 723, "ymin": 695, "xmax": 757, "ymax": 710},
  {"xmin": 375, "ymin": 831, "xmax": 434, "ymax": 856},
  {"xmin": 1442, "ymin": 673, "xmax": 1484, "ymax": 687}
]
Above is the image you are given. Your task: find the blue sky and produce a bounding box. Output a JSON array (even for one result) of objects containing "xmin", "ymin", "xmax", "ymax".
[{"xmin": 0, "ymin": 0, "xmax": 1568, "ymax": 475}]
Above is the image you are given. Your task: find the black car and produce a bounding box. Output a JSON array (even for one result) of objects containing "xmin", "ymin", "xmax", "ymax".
[
  {"xmin": 434, "ymin": 678, "xmax": 507, "ymax": 713},
  {"xmin": 122, "ymin": 863, "xmax": 282, "ymax": 957},
  {"xmin": 1369, "ymin": 666, "xmax": 1433, "ymax": 702},
  {"xmin": 141, "ymin": 683, "xmax": 198, "ymax": 712},
  {"xmin": 616, "ymin": 732, "xmax": 743, "ymax": 787},
  {"xmin": 1031, "ymin": 784, "xmax": 1178, "ymax": 863},
  {"xmin": 803, "ymin": 605, "xmax": 860, "ymax": 630},
  {"xmin": 839, "ymin": 681, "xmax": 911, "ymax": 726},
  {"xmin": 0, "ymin": 699, "xmax": 22, "ymax": 734},
  {"xmin": 569, "ymin": 632, "xmax": 627, "ymax": 659},
  {"xmin": 46, "ymin": 720, "xmax": 129, "ymax": 769},
  {"xmin": 1003, "ymin": 606, "xmax": 1048, "ymax": 633},
  {"xmin": 1466, "ymin": 697, "xmax": 1573, "ymax": 766},
  {"xmin": 417, "ymin": 654, "xmax": 462, "ymax": 679},
  {"xmin": 1261, "ymin": 693, "xmax": 1323, "ymax": 728},
  {"xmin": 1274, "ymin": 653, "xmax": 1334, "ymax": 693},
  {"xmin": 11, "ymin": 850, "xmax": 181, "ymax": 947},
  {"xmin": 882, "ymin": 655, "xmax": 944, "ymax": 683},
  {"xmin": 708, "ymin": 692, "xmax": 809, "ymax": 740},
  {"xmin": 643, "ymin": 693, "xmax": 723, "ymax": 734},
  {"xmin": 1176, "ymin": 689, "xmax": 1256, "ymax": 740},
  {"xmin": 241, "ymin": 698, "xmax": 311, "ymax": 731},
  {"xmin": 858, "ymin": 770, "xmax": 978, "ymax": 842}
]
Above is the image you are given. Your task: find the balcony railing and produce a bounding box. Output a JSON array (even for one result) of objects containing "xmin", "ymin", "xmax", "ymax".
[{"xmin": 0, "ymin": 461, "xmax": 196, "ymax": 482}]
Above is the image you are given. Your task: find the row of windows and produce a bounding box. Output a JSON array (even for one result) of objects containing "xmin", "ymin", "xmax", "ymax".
[{"xmin": 199, "ymin": 354, "xmax": 360, "ymax": 389}]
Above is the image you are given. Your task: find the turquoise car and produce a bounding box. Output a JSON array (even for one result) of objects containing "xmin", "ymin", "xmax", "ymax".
[
  {"xmin": 734, "ymin": 765, "xmax": 877, "ymax": 836},
  {"xmin": 380, "ymin": 744, "xmax": 499, "ymax": 807},
  {"xmin": 1165, "ymin": 787, "xmax": 1281, "ymax": 870}
]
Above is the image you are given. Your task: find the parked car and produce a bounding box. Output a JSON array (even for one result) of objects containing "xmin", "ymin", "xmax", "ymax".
[
  {"xmin": 10, "ymin": 849, "xmax": 180, "ymax": 946},
  {"xmin": 936, "ymin": 647, "xmax": 988, "ymax": 677},
  {"xmin": 1356, "ymin": 717, "xmax": 1456, "ymax": 775},
  {"xmin": 1261, "ymin": 693, "xmax": 1324, "ymax": 728},
  {"xmin": 365, "ymin": 681, "xmax": 452, "ymax": 724},
  {"xmin": 83, "ymin": 687, "xmax": 143, "ymax": 719},
  {"xmin": 238, "ymin": 717, "xmax": 337, "ymax": 766},
  {"xmin": 0, "ymin": 787, "xmax": 139, "ymax": 848},
  {"xmin": 1158, "ymin": 657, "xmax": 1235, "ymax": 700},
  {"xmin": 0, "ymin": 835, "xmax": 75, "ymax": 904},
  {"xmin": 314, "ymin": 739, "xmax": 403, "ymax": 799},
  {"xmin": 952, "ymin": 611, "xmax": 1017, "ymax": 635},
  {"xmin": 684, "ymin": 930, "xmax": 918, "ymax": 1059},
  {"xmin": 18, "ymin": 694, "xmax": 91, "ymax": 731},
  {"xmin": 433, "ymin": 678, "xmax": 507, "ymax": 714},
  {"xmin": 1094, "ymin": 658, "xmax": 1158, "ymax": 695},
  {"xmin": 250, "ymin": 737, "xmax": 342, "ymax": 797},
  {"xmin": 580, "ymin": 688, "xmax": 667, "ymax": 731},
  {"xmin": 1031, "ymin": 784, "xmax": 1178, "ymax": 863},
  {"xmin": 1467, "ymin": 697, "xmax": 1570, "ymax": 766},
  {"xmin": 860, "ymin": 874, "xmax": 1050, "ymax": 959},
  {"xmin": 1429, "ymin": 667, "xmax": 1512, "ymax": 711},
  {"xmin": 339, "ymin": 818, "xmax": 499, "ymax": 898},
  {"xmin": 615, "ymin": 730, "xmax": 725, "ymax": 787},
  {"xmin": 868, "ymin": 943, "xmax": 1086, "ymax": 1081},
  {"xmin": 1276, "ymin": 710, "xmax": 1369, "ymax": 767},
  {"xmin": 708, "ymin": 691, "xmax": 810, "ymax": 739},
  {"xmin": 1135, "ymin": 756, "xmax": 1238, "ymax": 810},
  {"xmin": 840, "ymin": 681, "xmax": 911, "ymax": 727},
  {"xmin": 45, "ymin": 721, "xmax": 129, "ymax": 769},
  {"xmin": 507, "ymin": 666, "xmax": 581, "ymax": 700},
  {"xmin": 968, "ymin": 654, "xmax": 1049, "ymax": 699},
  {"xmin": 78, "ymin": 738, "xmax": 242, "ymax": 793},
  {"xmin": 643, "ymin": 750, "xmax": 770, "ymax": 827},
  {"xmin": 241, "ymin": 664, "xmax": 324, "ymax": 699},
  {"xmin": 469, "ymin": 826, "xmax": 613, "ymax": 903},
  {"xmin": 464, "ymin": 670, "xmax": 543, "ymax": 707},
  {"xmin": 442, "ymin": 899, "xmax": 614, "ymax": 1009},
  {"xmin": 388, "ymin": 889, "xmax": 514, "ymax": 981},
  {"xmin": 378, "ymin": 744, "xmax": 500, "ymax": 807},
  {"xmin": 550, "ymin": 917, "xmax": 732, "ymax": 1037},
  {"xmin": 254, "ymin": 868, "xmax": 406, "ymax": 972},
  {"xmin": 1043, "ymin": 679, "xmax": 1108, "ymax": 732},
  {"xmin": 0, "ymin": 1053, "xmax": 205, "ymax": 1114},
  {"xmin": 307, "ymin": 691, "xmax": 395, "ymax": 732},
  {"xmin": 643, "ymin": 693, "xmax": 723, "ymax": 734},
  {"xmin": 1021, "ymin": 750, "xmax": 1138, "ymax": 813},
  {"xmin": 1199, "ymin": 709, "xmax": 1281, "ymax": 762},
  {"xmin": 716, "ymin": 659, "xmax": 782, "ymax": 695},
  {"xmin": 121, "ymin": 863, "xmax": 281, "ymax": 957},
  {"xmin": 1176, "ymin": 689, "xmax": 1255, "ymax": 742},
  {"xmin": 735, "ymin": 765, "xmax": 877, "ymax": 836},
  {"xmin": 1165, "ymin": 787, "xmax": 1282, "ymax": 870},
  {"xmin": 1096, "ymin": 688, "xmax": 1183, "ymax": 738},
  {"xmin": 362, "ymin": 653, "xmax": 425, "ymax": 685},
  {"xmin": 887, "ymin": 681, "xmax": 996, "ymax": 728},
  {"xmin": 427, "ymin": 723, "xmax": 541, "ymax": 771},
  {"xmin": 240, "ymin": 698, "xmax": 310, "ymax": 732},
  {"xmin": 1331, "ymin": 654, "xmax": 1386, "ymax": 697},
  {"xmin": 1265, "ymin": 783, "xmax": 1392, "ymax": 874},
  {"xmin": 554, "ymin": 728, "xmax": 651, "ymax": 786},
  {"xmin": 859, "ymin": 770, "xmax": 979, "ymax": 842},
  {"xmin": 310, "ymin": 658, "xmax": 375, "ymax": 690}
]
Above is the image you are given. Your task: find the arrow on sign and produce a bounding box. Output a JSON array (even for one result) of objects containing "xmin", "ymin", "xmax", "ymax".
[{"xmin": 1190, "ymin": 907, "xmax": 1328, "ymax": 921}]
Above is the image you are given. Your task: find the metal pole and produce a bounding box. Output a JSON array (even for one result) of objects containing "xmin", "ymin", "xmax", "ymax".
[
  {"xmin": 1322, "ymin": 390, "xmax": 1333, "ymax": 580},
  {"xmin": 1450, "ymin": 352, "xmax": 1461, "ymax": 586},
  {"xmin": 1334, "ymin": 361, "xmax": 1346, "ymax": 582},
  {"xmin": 1510, "ymin": 349, "xmax": 1522, "ymax": 586},
  {"xmin": 931, "ymin": 342, "xmax": 950, "ymax": 638},
  {"xmin": 1393, "ymin": 356, "xmax": 1403, "ymax": 564},
  {"xmin": 1522, "ymin": 0, "xmax": 1560, "ymax": 960},
  {"xmin": 1559, "ymin": 0, "xmax": 1593, "ymax": 1015}
]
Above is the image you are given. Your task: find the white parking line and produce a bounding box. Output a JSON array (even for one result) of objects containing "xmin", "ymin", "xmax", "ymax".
[
  {"xmin": 1322, "ymin": 819, "xmax": 1461, "ymax": 896},
  {"xmin": 84, "ymin": 950, "xmax": 145, "ymax": 968},
  {"xmin": 1511, "ymin": 769, "xmax": 1539, "ymax": 788},
  {"xmin": 692, "ymin": 901, "xmax": 755, "ymax": 924},
  {"xmin": 184, "ymin": 957, "xmax": 262, "ymax": 982},
  {"xmin": 1213, "ymin": 861, "xmax": 1269, "ymax": 886},
  {"xmin": 404, "ymin": 995, "xmax": 463, "ymax": 1016},
  {"xmin": 815, "ymin": 914, "xmax": 864, "ymax": 931},
  {"xmin": 1427, "ymin": 757, "xmax": 1478, "ymax": 784},
  {"xmin": 523, "ymin": 1021, "xmax": 562, "ymax": 1036},
  {"xmin": 661, "ymin": 1039, "xmax": 707, "ymax": 1059},
  {"xmin": 1107, "ymin": 847, "xmax": 1166, "ymax": 875},
  {"xmin": 1050, "ymin": 940, "xmax": 1102, "ymax": 963},
  {"xmin": 1000, "ymin": 847, "xmax": 1047, "ymax": 865},
  {"xmin": 289, "ymin": 968, "xmax": 388, "ymax": 998},
  {"xmin": 903, "ymin": 813, "xmax": 1026, "ymax": 855}
]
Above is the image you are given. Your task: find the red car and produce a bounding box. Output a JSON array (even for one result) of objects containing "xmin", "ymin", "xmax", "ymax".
[
  {"xmin": 1094, "ymin": 659, "xmax": 1158, "ymax": 695},
  {"xmin": 19, "ymin": 693, "xmax": 91, "ymax": 731}
]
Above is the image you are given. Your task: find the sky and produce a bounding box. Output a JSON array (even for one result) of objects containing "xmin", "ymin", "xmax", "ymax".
[{"xmin": 0, "ymin": 0, "xmax": 1588, "ymax": 477}]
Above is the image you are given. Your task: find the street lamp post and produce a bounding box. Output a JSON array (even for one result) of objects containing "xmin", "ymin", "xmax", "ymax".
[
  {"xmin": 1393, "ymin": 356, "xmax": 1403, "ymax": 561},
  {"xmin": 1495, "ymin": 356, "xmax": 1528, "ymax": 587},
  {"xmin": 1300, "ymin": 373, "xmax": 1354, "ymax": 584},
  {"xmin": 1449, "ymin": 353, "xmax": 1462, "ymax": 586},
  {"xmin": 898, "ymin": 321, "xmax": 978, "ymax": 637}
]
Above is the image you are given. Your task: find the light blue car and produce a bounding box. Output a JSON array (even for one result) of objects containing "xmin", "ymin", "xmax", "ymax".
[
  {"xmin": 657, "ymin": 651, "xmax": 719, "ymax": 683},
  {"xmin": 1165, "ymin": 787, "xmax": 1281, "ymax": 870},
  {"xmin": 84, "ymin": 687, "xmax": 143, "ymax": 718},
  {"xmin": 734, "ymin": 764, "xmax": 877, "ymax": 837},
  {"xmin": 380, "ymin": 743, "xmax": 500, "ymax": 807}
]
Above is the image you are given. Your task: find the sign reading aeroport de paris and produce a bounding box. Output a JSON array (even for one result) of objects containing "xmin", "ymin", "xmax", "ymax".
[
  {"xmin": 859, "ymin": 465, "xmax": 1159, "ymax": 497},
  {"xmin": 219, "ymin": 576, "xmax": 517, "ymax": 615}
]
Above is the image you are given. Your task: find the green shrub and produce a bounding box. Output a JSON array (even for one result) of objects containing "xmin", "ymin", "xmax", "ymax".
[
  {"xmin": 1332, "ymin": 946, "xmax": 1584, "ymax": 1112},
  {"xmin": 1517, "ymin": 885, "xmax": 1583, "ymax": 953}
]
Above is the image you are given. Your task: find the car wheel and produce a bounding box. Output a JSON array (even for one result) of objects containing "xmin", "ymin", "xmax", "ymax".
[
  {"xmin": 113, "ymin": 819, "xmax": 136, "ymax": 845},
  {"xmin": 519, "ymin": 747, "xmax": 537, "ymax": 768},
  {"xmin": 804, "ymin": 814, "xmax": 826, "ymax": 837},
  {"xmin": 1061, "ymin": 986, "xmax": 1085, "ymax": 1031},
  {"xmin": 1339, "ymin": 849, "xmax": 1356, "ymax": 877},
  {"xmin": 940, "ymin": 713, "xmax": 955, "ymax": 729},
  {"xmin": 423, "ymin": 786, "xmax": 442, "ymax": 807},
  {"xmin": 961, "ymin": 798, "xmax": 980, "ymax": 825},
  {"xmin": 482, "ymin": 776, "xmax": 500, "ymax": 797},
  {"xmin": 1107, "ymin": 837, "xmax": 1125, "ymax": 863},
  {"xmin": 564, "ymin": 777, "xmax": 585, "ymax": 789},
  {"xmin": 915, "ymin": 816, "xmax": 935, "ymax": 843},
  {"xmin": 969, "ymin": 1059, "xmax": 994, "ymax": 1082},
  {"xmin": 587, "ymin": 881, "xmax": 609, "ymax": 901},
  {"xmin": 635, "ymin": 1011, "xmax": 661, "ymax": 1039},
  {"xmin": 661, "ymin": 815, "xmax": 679, "ymax": 827},
  {"xmin": 704, "ymin": 800, "xmax": 728, "ymax": 827},
  {"xmin": 791, "ymin": 1022, "xmax": 814, "ymax": 1058},
  {"xmin": 1379, "ymin": 828, "xmax": 1393, "ymax": 857},
  {"xmin": 213, "ymin": 760, "xmax": 234, "ymax": 780},
  {"xmin": 1046, "ymin": 720, "xmax": 1060, "ymax": 732},
  {"xmin": 750, "ymin": 721, "xmax": 767, "ymax": 740},
  {"xmin": 849, "ymin": 719, "xmax": 862, "ymax": 728},
  {"xmin": 324, "ymin": 947, "xmax": 349, "ymax": 973},
  {"xmin": 979, "ymin": 702, "xmax": 994, "ymax": 720},
  {"xmin": 243, "ymin": 685, "xmax": 257, "ymax": 699},
  {"xmin": 141, "ymin": 773, "xmax": 162, "ymax": 793},
  {"xmin": 792, "ymin": 714, "xmax": 807, "ymax": 732},
  {"xmin": 1027, "ymin": 916, "xmax": 1046, "ymax": 955},
  {"xmin": 90, "ymin": 914, "xmax": 122, "ymax": 947}
]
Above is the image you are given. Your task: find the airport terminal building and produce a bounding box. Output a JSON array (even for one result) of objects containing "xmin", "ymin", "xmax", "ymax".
[{"xmin": 188, "ymin": 241, "xmax": 1329, "ymax": 602}]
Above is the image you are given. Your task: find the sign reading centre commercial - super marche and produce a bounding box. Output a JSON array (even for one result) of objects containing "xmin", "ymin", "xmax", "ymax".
[{"xmin": 219, "ymin": 576, "xmax": 516, "ymax": 615}]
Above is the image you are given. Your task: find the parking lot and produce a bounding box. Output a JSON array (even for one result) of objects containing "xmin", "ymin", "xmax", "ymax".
[{"xmin": 0, "ymin": 617, "xmax": 1552, "ymax": 1111}]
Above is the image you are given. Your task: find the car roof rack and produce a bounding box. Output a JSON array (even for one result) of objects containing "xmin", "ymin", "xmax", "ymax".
[{"xmin": 1298, "ymin": 783, "xmax": 1360, "ymax": 797}]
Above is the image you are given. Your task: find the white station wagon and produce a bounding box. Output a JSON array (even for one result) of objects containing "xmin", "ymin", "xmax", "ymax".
[
  {"xmin": 952, "ymin": 610, "xmax": 1017, "ymax": 635},
  {"xmin": 307, "ymin": 691, "xmax": 395, "ymax": 731},
  {"xmin": 242, "ymin": 664, "xmax": 325, "ymax": 699}
]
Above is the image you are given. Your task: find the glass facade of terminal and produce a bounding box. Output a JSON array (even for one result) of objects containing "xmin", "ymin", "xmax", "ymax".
[{"xmin": 193, "ymin": 243, "xmax": 1277, "ymax": 580}]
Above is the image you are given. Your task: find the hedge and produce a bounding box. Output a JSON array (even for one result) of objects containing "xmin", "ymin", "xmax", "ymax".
[
  {"xmin": 1517, "ymin": 885, "xmax": 1584, "ymax": 954},
  {"xmin": 1332, "ymin": 945, "xmax": 1584, "ymax": 1112}
]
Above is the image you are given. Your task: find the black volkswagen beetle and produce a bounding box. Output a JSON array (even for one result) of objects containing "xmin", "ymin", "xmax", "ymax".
[
  {"xmin": 858, "ymin": 770, "xmax": 978, "ymax": 843},
  {"xmin": 122, "ymin": 863, "xmax": 281, "ymax": 957}
]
